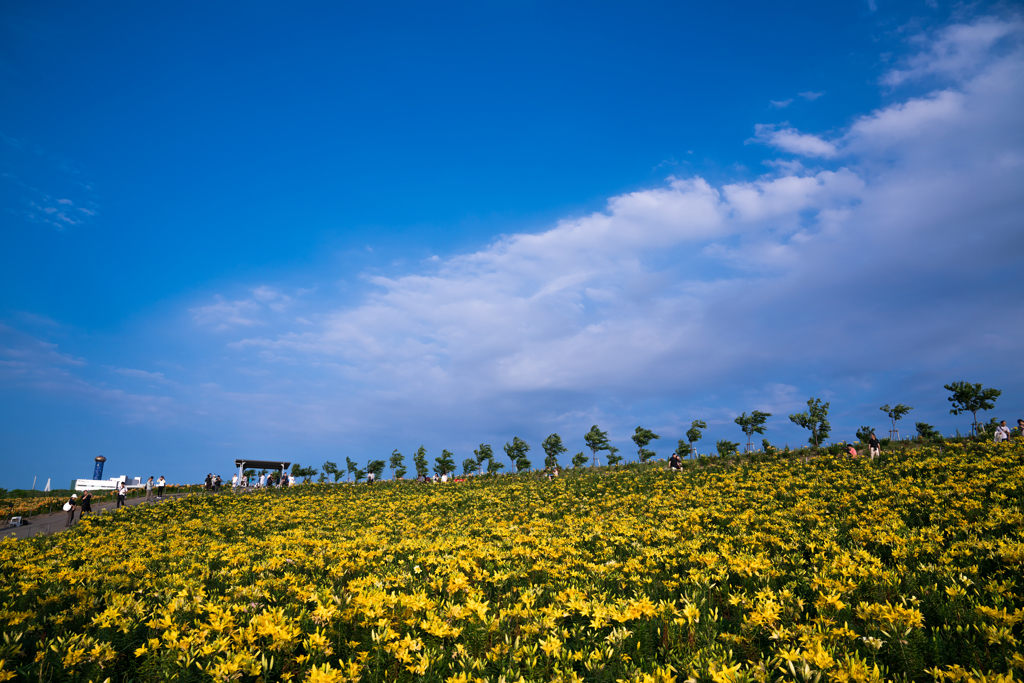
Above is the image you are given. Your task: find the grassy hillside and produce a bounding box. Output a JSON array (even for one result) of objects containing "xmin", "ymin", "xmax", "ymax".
[{"xmin": 1, "ymin": 441, "xmax": 1023, "ymax": 683}]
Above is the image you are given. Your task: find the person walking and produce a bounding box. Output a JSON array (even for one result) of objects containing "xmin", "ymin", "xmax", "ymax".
[
  {"xmin": 145, "ymin": 476, "xmax": 154, "ymax": 503},
  {"xmin": 995, "ymin": 420, "xmax": 1012, "ymax": 443},
  {"xmin": 156, "ymin": 476, "xmax": 166, "ymax": 500},
  {"xmin": 259, "ymin": 473, "xmax": 266, "ymax": 488},
  {"xmin": 79, "ymin": 489, "xmax": 93, "ymax": 517},
  {"xmin": 115, "ymin": 481, "xmax": 127, "ymax": 509},
  {"xmin": 868, "ymin": 433, "xmax": 881, "ymax": 460},
  {"xmin": 64, "ymin": 494, "xmax": 78, "ymax": 527},
  {"xmin": 231, "ymin": 473, "xmax": 238, "ymax": 490}
]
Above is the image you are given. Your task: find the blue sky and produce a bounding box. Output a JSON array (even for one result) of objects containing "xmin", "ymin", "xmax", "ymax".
[{"xmin": 2, "ymin": 1, "xmax": 1022, "ymax": 487}]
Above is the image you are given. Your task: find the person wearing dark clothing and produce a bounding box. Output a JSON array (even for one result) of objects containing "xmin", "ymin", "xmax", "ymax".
[
  {"xmin": 668, "ymin": 452, "xmax": 682, "ymax": 471},
  {"xmin": 80, "ymin": 490, "xmax": 93, "ymax": 516},
  {"xmin": 65, "ymin": 494, "xmax": 78, "ymax": 527},
  {"xmin": 116, "ymin": 482, "xmax": 127, "ymax": 508},
  {"xmin": 868, "ymin": 433, "xmax": 881, "ymax": 460}
]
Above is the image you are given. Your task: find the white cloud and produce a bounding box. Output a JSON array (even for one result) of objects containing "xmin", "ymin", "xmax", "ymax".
[
  {"xmin": 882, "ymin": 16, "xmax": 1024, "ymax": 86},
  {"xmin": 750, "ymin": 124, "xmax": 838, "ymax": 158},
  {"xmin": 191, "ymin": 296, "xmax": 263, "ymax": 329},
  {"xmin": 111, "ymin": 367, "xmax": 178, "ymax": 387},
  {"xmin": 798, "ymin": 91, "xmax": 824, "ymax": 100},
  {"xmin": 0, "ymin": 326, "xmax": 178, "ymax": 424},
  {"xmin": 770, "ymin": 99, "xmax": 793, "ymax": 108}
]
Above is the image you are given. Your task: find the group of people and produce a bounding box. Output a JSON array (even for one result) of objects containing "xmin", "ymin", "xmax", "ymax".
[
  {"xmin": 63, "ymin": 475, "xmax": 167, "ymax": 528},
  {"xmin": 144, "ymin": 476, "xmax": 167, "ymax": 502},
  {"xmin": 63, "ymin": 489, "xmax": 92, "ymax": 527},
  {"xmin": 994, "ymin": 419, "xmax": 1024, "ymax": 443},
  {"xmin": 228, "ymin": 471, "xmax": 291, "ymax": 491},
  {"xmin": 413, "ymin": 472, "xmax": 471, "ymax": 483}
]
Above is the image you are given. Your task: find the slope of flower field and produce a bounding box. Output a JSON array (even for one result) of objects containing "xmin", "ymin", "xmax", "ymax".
[{"xmin": 2, "ymin": 442, "xmax": 1024, "ymax": 683}]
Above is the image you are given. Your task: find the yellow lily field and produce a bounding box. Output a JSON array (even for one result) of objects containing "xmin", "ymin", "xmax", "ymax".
[{"xmin": 2, "ymin": 441, "xmax": 1024, "ymax": 683}]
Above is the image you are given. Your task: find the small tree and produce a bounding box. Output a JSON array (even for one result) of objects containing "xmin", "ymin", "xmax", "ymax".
[
  {"xmin": 389, "ymin": 450, "xmax": 406, "ymax": 479},
  {"xmin": 322, "ymin": 461, "xmax": 340, "ymax": 483},
  {"xmin": 353, "ymin": 468, "xmax": 366, "ymax": 483},
  {"xmin": 945, "ymin": 381, "xmax": 1002, "ymax": 436},
  {"xmin": 632, "ymin": 426, "xmax": 660, "ymax": 463},
  {"xmin": 855, "ymin": 426, "xmax": 875, "ymax": 443},
  {"xmin": 474, "ymin": 444, "xmax": 494, "ymax": 472},
  {"xmin": 675, "ymin": 439, "xmax": 692, "ymax": 459},
  {"xmin": 734, "ymin": 411, "xmax": 772, "ymax": 452},
  {"xmin": 366, "ymin": 459, "xmax": 386, "ymax": 480},
  {"xmin": 434, "ymin": 449, "xmax": 456, "ymax": 476},
  {"xmin": 486, "ymin": 458, "xmax": 505, "ymax": 475},
  {"xmin": 761, "ymin": 438, "xmax": 773, "ymax": 452},
  {"xmin": 789, "ymin": 397, "xmax": 831, "ymax": 448},
  {"xmin": 291, "ymin": 464, "xmax": 318, "ymax": 483},
  {"xmin": 606, "ymin": 445, "xmax": 622, "ymax": 466},
  {"xmin": 916, "ymin": 422, "xmax": 941, "ymax": 440},
  {"xmin": 880, "ymin": 404, "xmax": 913, "ymax": 440},
  {"xmin": 716, "ymin": 440, "xmax": 739, "ymax": 457},
  {"xmin": 462, "ymin": 458, "xmax": 478, "ymax": 475},
  {"xmin": 584, "ymin": 425, "xmax": 610, "ymax": 467},
  {"xmin": 686, "ymin": 420, "xmax": 707, "ymax": 456},
  {"xmin": 413, "ymin": 446, "xmax": 429, "ymax": 478},
  {"xmin": 571, "ymin": 452, "xmax": 589, "ymax": 469},
  {"xmin": 504, "ymin": 437, "xmax": 531, "ymax": 473},
  {"xmin": 345, "ymin": 457, "xmax": 358, "ymax": 482},
  {"xmin": 542, "ymin": 434, "xmax": 567, "ymax": 469}
]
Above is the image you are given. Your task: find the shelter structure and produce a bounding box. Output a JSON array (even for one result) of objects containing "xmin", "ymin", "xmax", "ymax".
[{"xmin": 234, "ymin": 459, "xmax": 291, "ymax": 483}]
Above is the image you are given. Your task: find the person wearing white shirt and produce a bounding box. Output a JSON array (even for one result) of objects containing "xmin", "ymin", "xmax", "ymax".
[
  {"xmin": 259, "ymin": 473, "xmax": 266, "ymax": 488},
  {"xmin": 995, "ymin": 420, "xmax": 1012, "ymax": 443}
]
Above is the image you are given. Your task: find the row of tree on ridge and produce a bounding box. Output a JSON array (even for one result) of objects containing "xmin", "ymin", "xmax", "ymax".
[{"xmin": 283, "ymin": 381, "xmax": 1005, "ymax": 482}]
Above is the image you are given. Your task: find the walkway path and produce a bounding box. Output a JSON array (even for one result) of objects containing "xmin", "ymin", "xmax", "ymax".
[{"xmin": 1, "ymin": 492, "xmax": 189, "ymax": 541}]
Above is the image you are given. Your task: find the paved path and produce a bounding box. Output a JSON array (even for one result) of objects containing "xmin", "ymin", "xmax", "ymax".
[{"xmin": 1, "ymin": 492, "xmax": 189, "ymax": 541}]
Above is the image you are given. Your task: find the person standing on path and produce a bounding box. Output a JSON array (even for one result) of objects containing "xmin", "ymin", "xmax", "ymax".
[
  {"xmin": 115, "ymin": 481, "xmax": 127, "ymax": 509},
  {"xmin": 145, "ymin": 476, "xmax": 154, "ymax": 503},
  {"xmin": 64, "ymin": 494, "xmax": 78, "ymax": 527},
  {"xmin": 157, "ymin": 476, "xmax": 166, "ymax": 500},
  {"xmin": 868, "ymin": 433, "xmax": 881, "ymax": 460},
  {"xmin": 80, "ymin": 489, "xmax": 92, "ymax": 517}
]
